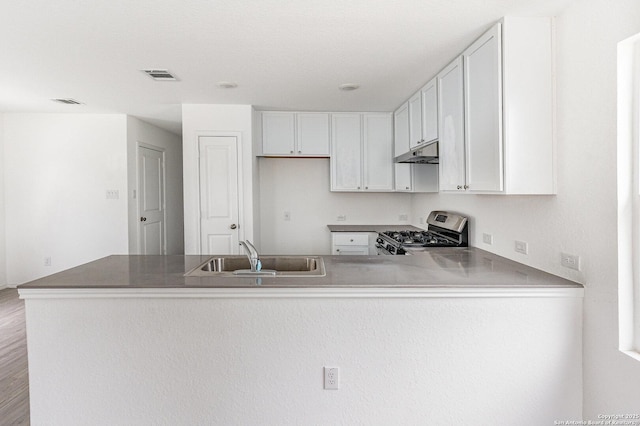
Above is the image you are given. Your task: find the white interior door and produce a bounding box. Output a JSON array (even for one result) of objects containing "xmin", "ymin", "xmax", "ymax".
[
  {"xmin": 138, "ymin": 145, "xmax": 166, "ymax": 255},
  {"xmin": 199, "ymin": 136, "xmax": 240, "ymax": 254}
]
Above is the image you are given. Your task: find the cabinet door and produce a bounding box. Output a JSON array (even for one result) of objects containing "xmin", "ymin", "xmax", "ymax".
[
  {"xmin": 297, "ymin": 113, "xmax": 330, "ymax": 156},
  {"xmin": 393, "ymin": 103, "xmax": 412, "ymax": 191},
  {"xmin": 363, "ymin": 113, "xmax": 394, "ymax": 191},
  {"xmin": 408, "ymin": 92, "xmax": 423, "ymax": 149},
  {"xmin": 464, "ymin": 23, "xmax": 503, "ymax": 192},
  {"xmin": 393, "ymin": 102, "xmax": 409, "ymax": 156},
  {"xmin": 421, "ymin": 78, "xmax": 438, "ymax": 143},
  {"xmin": 331, "ymin": 114, "xmax": 362, "ymax": 191},
  {"xmin": 262, "ymin": 112, "xmax": 295, "ymax": 155},
  {"xmin": 437, "ymin": 56, "xmax": 466, "ymax": 191}
]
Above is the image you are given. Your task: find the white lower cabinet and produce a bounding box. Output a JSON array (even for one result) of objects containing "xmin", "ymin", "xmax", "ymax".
[
  {"xmin": 331, "ymin": 113, "xmax": 393, "ymax": 192},
  {"xmin": 331, "ymin": 233, "xmax": 373, "ymax": 255}
]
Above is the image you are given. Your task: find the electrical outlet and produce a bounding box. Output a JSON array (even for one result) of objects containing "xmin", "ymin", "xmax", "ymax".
[
  {"xmin": 399, "ymin": 214, "xmax": 408, "ymax": 221},
  {"xmin": 106, "ymin": 190, "xmax": 119, "ymax": 199},
  {"xmin": 324, "ymin": 367, "xmax": 339, "ymax": 390},
  {"xmin": 482, "ymin": 233, "xmax": 493, "ymax": 245},
  {"xmin": 44, "ymin": 257, "xmax": 51, "ymax": 267},
  {"xmin": 561, "ymin": 252, "xmax": 580, "ymax": 271},
  {"xmin": 515, "ymin": 240, "xmax": 528, "ymax": 255},
  {"xmin": 337, "ymin": 215, "xmax": 346, "ymax": 221},
  {"xmin": 284, "ymin": 211, "xmax": 291, "ymax": 221}
]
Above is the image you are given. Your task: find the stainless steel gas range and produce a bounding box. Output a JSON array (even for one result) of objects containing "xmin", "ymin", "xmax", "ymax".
[{"xmin": 375, "ymin": 211, "xmax": 468, "ymax": 255}]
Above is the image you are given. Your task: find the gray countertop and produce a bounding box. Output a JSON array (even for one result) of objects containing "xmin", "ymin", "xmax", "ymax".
[
  {"xmin": 327, "ymin": 224, "xmax": 424, "ymax": 232},
  {"xmin": 18, "ymin": 248, "xmax": 582, "ymax": 289}
]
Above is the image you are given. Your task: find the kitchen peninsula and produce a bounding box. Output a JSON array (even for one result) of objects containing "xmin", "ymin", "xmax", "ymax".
[{"xmin": 19, "ymin": 249, "xmax": 583, "ymax": 425}]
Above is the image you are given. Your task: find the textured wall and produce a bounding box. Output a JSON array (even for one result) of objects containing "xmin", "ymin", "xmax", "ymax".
[
  {"xmin": 25, "ymin": 294, "xmax": 582, "ymax": 425},
  {"xmin": 258, "ymin": 158, "xmax": 413, "ymax": 255},
  {"xmin": 412, "ymin": 0, "xmax": 640, "ymax": 415},
  {"xmin": 3, "ymin": 114, "xmax": 129, "ymax": 285}
]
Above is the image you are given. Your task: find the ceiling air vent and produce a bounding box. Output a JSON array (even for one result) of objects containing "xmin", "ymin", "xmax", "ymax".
[
  {"xmin": 141, "ymin": 69, "xmax": 178, "ymax": 81},
  {"xmin": 51, "ymin": 98, "xmax": 84, "ymax": 105}
]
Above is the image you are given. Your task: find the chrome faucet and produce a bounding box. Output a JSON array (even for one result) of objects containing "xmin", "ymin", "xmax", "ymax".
[{"xmin": 239, "ymin": 240, "xmax": 261, "ymax": 272}]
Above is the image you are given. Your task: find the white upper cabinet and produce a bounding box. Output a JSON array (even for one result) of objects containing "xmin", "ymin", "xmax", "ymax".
[
  {"xmin": 406, "ymin": 77, "xmax": 438, "ymax": 151},
  {"xmin": 408, "ymin": 92, "xmax": 423, "ymax": 149},
  {"xmin": 331, "ymin": 114, "xmax": 362, "ymax": 191},
  {"xmin": 394, "ymin": 102, "xmax": 410, "ymax": 156},
  {"xmin": 296, "ymin": 113, "xmax": 331, "ymax": 155},
  {"xmin": 331, "ymin": 113, "xmax": 393, "ymax": 192},
  {"xmin": 363, "ymin": 114, "xmax": 394, "ymax": 191},
  {"xmin": 394, "ymin": 102, "xmax": 439, "ymax": 193},
  {"xmin": 394, "ymin": 103, "xmax": 412, "ymax": 191},
  {"xmin": 437, "ymin": 56, "xmax": 466, "ymax": 191},
  {"xmin": 262, "ymin": 112, "xmax": 295, "ymax": 155},
  {"xmin": 500, "ymin": 17, "xmax": 554, "ymax": 194},
  {"xmin": 261, "ymin": 112, "xmax": 330, "ymax": 157},
  {"xmin": 438, "ymin": 17, "xmax": 555, "ymax": 194},
  {"xmin": 421, "ymin": 77, "xmax": 438, "ymax": 143},
  {"xmin": 464, "ymin": 22, "xmax": 503, "ymax": 192}
]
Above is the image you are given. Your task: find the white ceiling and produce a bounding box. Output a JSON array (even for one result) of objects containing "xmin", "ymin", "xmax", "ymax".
[{"xmin": 0, "ymin": 0, "xmax": 574, "ymax": 135}]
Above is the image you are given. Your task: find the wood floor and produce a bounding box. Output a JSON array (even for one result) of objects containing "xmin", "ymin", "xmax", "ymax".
[{"xmin": 0, "ymin": 288, "xmax": 30, "ymax": 425}]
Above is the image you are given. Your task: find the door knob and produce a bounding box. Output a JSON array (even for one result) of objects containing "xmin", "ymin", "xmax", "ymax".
[
  {"xmin": 230, "ymin": 224, "xmax": 237, "ymax": 229},
  {"xmin": 140, "ymin": 217, "xmax": 147, "ymax": 222}
]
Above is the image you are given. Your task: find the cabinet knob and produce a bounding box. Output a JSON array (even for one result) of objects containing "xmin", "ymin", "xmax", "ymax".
[
  {"xmin": 298, "ymin": 150, "xmax": 301, "ymax": 154},
  {"xmin": 350, "ymin": 239, "xmax": 354, "ymax": 242},
  {"xmin": 457, "ymin": 185, "xmax": 462, "ymax": 190},
  {"xmin": 406, "ymin": 186, "xmax": 410, "ymax": 190},
  {"xmin": 365, "ymin": 186, "xmax": 368, "ymax": 190},
  {"xmin": 464, "ymin": 185, "xmax": 469, "ymax": 190},
  {"xmin": 140, "ymin": 217, "xmax": 147, "ymax": 222},
  {"xmin": 290, "ymin": 150, "xmax": 294, "ymax": 154},
  {"xmin": 230, "ymin": 224, "xmax": 237, "ymax": 229},
  {"xmin": 358, "ymin": 186, "xmax": 361, "ymax": 189}
]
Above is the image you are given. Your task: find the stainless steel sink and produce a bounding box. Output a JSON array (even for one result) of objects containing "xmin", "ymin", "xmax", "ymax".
[{"xmin": 185, "ymin": 256, "xmax": 326, "ymax": 277}]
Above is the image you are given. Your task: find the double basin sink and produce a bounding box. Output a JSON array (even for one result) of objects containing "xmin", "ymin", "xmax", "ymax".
[{"xmin": 185, "ymin": 256, "xmax": 326, "ymax": 278}]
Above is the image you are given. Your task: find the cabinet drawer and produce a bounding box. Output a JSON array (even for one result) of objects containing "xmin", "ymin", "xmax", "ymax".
[
  {"xmin": 333, "ymin": 246, "xmax": 369, "ymax": 255},
  {"xmin": 333, "ymin": 233, "xmax": 369, "ymax": 246}
]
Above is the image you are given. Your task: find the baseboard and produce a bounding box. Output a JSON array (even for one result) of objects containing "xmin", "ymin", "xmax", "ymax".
[{"xmin": 1, "ymin": 285, "xmax": 18, "ymax": 290}]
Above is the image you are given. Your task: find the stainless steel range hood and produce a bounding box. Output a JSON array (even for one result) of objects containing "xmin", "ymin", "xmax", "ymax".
[{"xmin": 394, "ymin": 140, "xmax": 439, "ymax": 164}]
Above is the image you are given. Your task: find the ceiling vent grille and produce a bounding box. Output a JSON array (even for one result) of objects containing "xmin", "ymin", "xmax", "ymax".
[
  {"xmin": 141, "ymin": 69, "xmax": 178, "ymax": 81},
  {"xmin": 51, "ymin": 98, "xmax": 84, "ymax": 105}
]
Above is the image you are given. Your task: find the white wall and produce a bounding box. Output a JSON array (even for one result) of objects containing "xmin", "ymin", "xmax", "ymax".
[
  {"xmin": 24, "ymin": 294, "xmax": 582, "ymax": 425},
  {"xmin": 4, "ymin": 114, "xmax": 129, "ymax": 285},
  {"xmin": 412, "ymin": 0, "xmax": 640, "ymax": 414},
  {"xmin": 181, "ymin": 104, "xmax": 255, "ymax": 255},
  {"xmin": 126, "ymin": 117, "xmax": 184, "ymax": 255},
  {"xmin": 259, "ymin": 158, "xmax": 413, "ymax": 254},
  {"xmin": 0, "ymin": 114, "xmax": 6, "ymax": 289}
]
